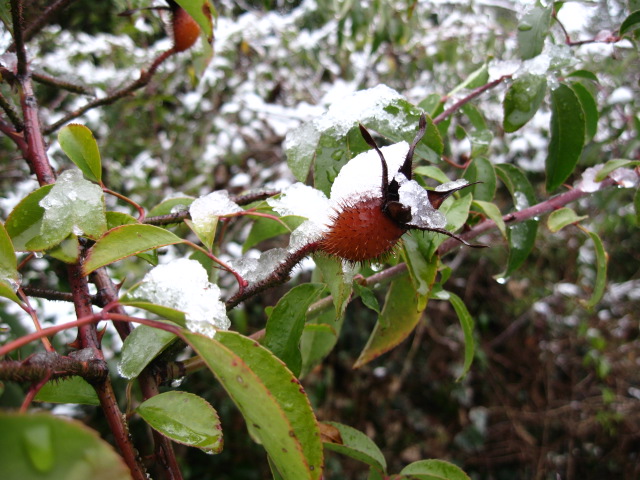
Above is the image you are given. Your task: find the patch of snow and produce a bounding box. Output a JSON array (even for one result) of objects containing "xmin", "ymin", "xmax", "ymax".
[{"xmin": 133, "ymin": 258, "xmax": 230, "ymax": 338}]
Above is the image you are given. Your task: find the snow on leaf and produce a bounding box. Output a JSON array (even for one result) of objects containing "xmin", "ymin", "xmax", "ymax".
[
  {"xmin": 38, "ymin": 169, "xmax": 107, "ymax": 248},
  {"xmin": 132, "ymin": 258, "xmax": 230, "ymax": 338}
]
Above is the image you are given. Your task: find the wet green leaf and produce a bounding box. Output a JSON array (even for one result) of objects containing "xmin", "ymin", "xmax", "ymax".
[
  {"xmin": 322, "ymin": 421, "xmax": 387, "ymax": 473},
  {"xmin": 0, "ymin": 412, "xmax": 131, "ymax": 479},
  {"xmin": 137, "ymin": 391, "xmax": 222, "ymax": 453},
  {"xmin": 119, "ymin": 323, "xmax": 178, "ymax": 380},
  {"xmin": 472, "ymin": 200, "xmax": 506, "ymax": 239},
  {"xmin": 583, "ymin": 230, "xmax": 608, "ymax": 310},
  {"xmin": 82, "ymin": 225, "xmax": 183, "ymax": 275},
  {"xmin": 354, "ymin": 274, "xmax": 429, "ymax": 368},
  {"xmin": 570, "ymin": 82, "xmax": 598, "ymax": 140},
  {"xmin": 463, "ymin": 157, "xmax": 496, "ymax": 201},
  {"xmin": 5, "ymin": 185, "xmax": 53, "ymax": 251},
  {"xmin": 546, "ymin": 83, "xmax": 586, "ymax": 192},
  {"xmin": 58, "ymin": 124, "xmax": 102, "ymax": 183},
  {"xmin": 495, "ymin": 164, "xmax": 538, "ymax": 278},
  {"xmin": 263, "ymin": 283, "xmax": 326, "ymax": 376},
  {"xmin": 0, "ymin": 221, "xmax": 21, "ymax": 305},
  {"xmin": 445, "ymin": 291, "xmax": 475, "ymax": 380},
  {"xmin": 620, "ymin": 9, "xmax": 640, "ymax": 36},
  {"xmin": 594, "ymin": 159, "xmax": 640, "ymax": 181},
  {"xmin": 517, "ymin": 4, "xmax": 552, "ymax": 60},
  {"xmin": 503, "ymin": 74, "xmax": 546, "ymax": 132},
  {"xmin": 184, "ymin": 330, "xmax": 323, "ymax": 479},
  {"xmin": 400, "ymin": 458, "xmax": 470, "ymax": 480},
  {"xmin": 34, "ymin": 377, "xmax": 99, "ymax": 406},
  {"xmin": 547, "ymin": 207, "xmax": 588, "ymax": 233}
]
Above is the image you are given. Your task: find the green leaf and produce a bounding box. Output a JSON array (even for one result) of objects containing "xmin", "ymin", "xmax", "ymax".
[
  {"xmin": 263, "ymin": 283, "xmax": 326, "ymax": 377},
  {"xmin": 244, "ymin": 215, "xmax": 305, "ymax": 253},
  {"xmin": 147, "ymin": 197, "xmax": 194, "ymax": 217},
  {"xmin": 594, "ymin": 159, "xmax": 640, "ymax": 181},
  {"xmin": 445, "ymin": 291, "xmax": 476, "ymax": 380},
  {"xmin": 5, "ymin": 185, "xmax": 53, "ymax": 251},
  {"xmin": 461, "ymin": 103, "xmax": 488, "ymax": 131},
  {"xmin": 46, "ymin": 234, "xmax": 80, "ymax": 264},
  {"xmin": 566, "ymin": 70, "xmax": 599, "ymax": 83},
  {"xmin": 119, "ymin": 300, "xmax": 187, "ymax": 326},
  {"xmin": 400, "ymin": 459, "xmax": 470, "ymax": 480},
  {"xmin": 184, "ymin": 330, "xmax": 323, "ymax": 479},
  {"xmin": 118, "ymin": 324, "xmax": 178, "ymax": 380},
  {"xmin": 472, "ymin": 200, "xmax": 507, "ymax": 239},
  {"xmin": 354, "ymin": 274, "xmax": 428, "ymax": 368},
  {"xmin": 184, "ymin": 217, "xmax": 217, "ymax": 251},
  {"xmin": 469, "ymin": 129, "xmax": 493, "ymax": 158},
  {"xmin": 583, "ymin": 230, "xmax": 608, "ymax": 310},
  {"xmin": 0, "ymin": 221, "xmax": 21, "ymax": 305},
  {"xmin": 82, "ymin": 224, "xmax": 183, "ymax": 275},
  {"xmin": 517, "ymin": 4, "xmax": 552, "ymax": 60},
  {"xmin": 353, "ymin": 282, "xmax": 381, "ymax": 314},
  {"xmin": 106, "ymin": 211, "xmax": 139, "ymax": 229},
  {"xmin": 547, "ymin": 207, "xmax": 588, "ymax": 233},
  {"xmin": 462, "ymin": 157, "xmax": 496, "ymax": 201},
  {"xmin": 314, "ymin": 255, "xmax": 353, "ymax": 316},
  {"xmin": 26, "ymin": 170, "xmax": 107, "ymax": 250},
  {"xmin": 495, "ymin": 164, "xmax": 538, "ymax": 278},
  {"xmin": 402, "ymin": 232, "xmax": 438, "ymax": 308},
  {"xmin": 322, "ymin": 421, "xmax": 387, "ymax": 473},
  {"xmin": 570, "ymin": 82, "xmax": 598, "ymax": 140},
  {"xmin": 447, "ymin": 60, "xmax": 490, "ymax": 96},
  {"xmin": 137, "ymin": 391, "xmax": 222, "ymax": 454},
  {"xmin": 620, "ymin": 9, "xmax": 640, "ymax": 36},
  {"xmin": 414, "ymin": 165, "xmax": 452, "ymax": 185},
  {"xmin": 58, "ymin": 124, "xmax": 102, "ymax": 183},
  {"xmin": 0, "ymin": 412, "xmax": 131, "ymax": 479},
  {"xmin": 503, "ymin": 74, "xmax": 547, "ymax": 132},
  {"xmin": 546, "ymin": 83, "xmax": 586, "ymax": 192},
  {"xmin": 300, "ymin": 309, "xmax": 342, "ymax": 377},
  {"xmin": 34, "ymin": 377, "xmax": 99, "ymax": 406}
]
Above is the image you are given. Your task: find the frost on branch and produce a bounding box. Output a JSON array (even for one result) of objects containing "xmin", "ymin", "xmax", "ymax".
[{"xmin": 132, "ymin": 258, "xmax": 230, "ymax": 338}]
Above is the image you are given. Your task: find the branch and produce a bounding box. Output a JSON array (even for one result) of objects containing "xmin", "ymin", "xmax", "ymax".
[
  {"xmin": 0, "ymin": 351, "xmax": 109, "ymax": 383},
  {"xmin": 7, "ymin": 0, "xmax": 76, "ymax": 50},
  {"xmin": 433, "ymin": 75, "xmax": 511, "ymax": 125},
  {"xmin": 44, "ymin": 49, "xmax": 176, "ymax": 134}
]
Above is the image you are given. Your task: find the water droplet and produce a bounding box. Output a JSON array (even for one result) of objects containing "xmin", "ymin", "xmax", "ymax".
[
  {"xmin": 495, "ymin": 276, "xmax": 509, "ymax": 285},
  {"xmin": 236, "ymin": 375, "xmax": 244, "ymax": 385},
  {"xmin": 33, "ymin": 251, "xmax": 44, "ymax": 258},
  {"xmin": 518, "ymin": 22, "xmax": 533, "ymax": 31},
  {"xmin": 171, "ymin": 377, "xmax": 185, "ymax": 388}
]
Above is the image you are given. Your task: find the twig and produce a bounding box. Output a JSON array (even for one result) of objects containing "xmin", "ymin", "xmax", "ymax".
[
  {"xmin": 0, "ymin": 91, "xmax": 24, "ymax": 131},
  {"xmin": 32, "ymin": 70, "xmax": 94, "ymax": 96},
  {"xmin": 0, "ymin": 353, "xmax": 108, "ymax": 383},
  {"xmin": 433, "ymin": 75, "xmax": 511, "ymax": 125},
  {"xmin": 44, "ymin": 49, "xmax": 176, "ymax": 134},
  {"xmin": 7, "ymin": 0, "xmax": 76, "ymax": 50}
]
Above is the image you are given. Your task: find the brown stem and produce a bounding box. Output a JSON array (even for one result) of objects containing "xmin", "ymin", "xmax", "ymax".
[
  {"xmin": 7, "ymin": 0, "xmax": 76, "ymax": 50},
  {"xmin": 225, "ymin": 241, "xmax": 321, "ymax": 309},
  {"xmin": 44, "ymin": 49, "xmax": 176, "ymax": 134},
  {"xmin": 0, "ymin": 353, "xmax": 109, "ymax": 383},
  {"xmin": 90, "ymin": 269, "xmax": 183, "ymax": 480},
  {"xmin": 0, "ymin": 91, "xmax": 24, "ymax": 131},
  {"xmin": 67, "ymin": 263, "xmax": 148, "ymax": 480},
  {"xmin": 32, "ymin": 70, "xmax": 94, "ymax": 96}
]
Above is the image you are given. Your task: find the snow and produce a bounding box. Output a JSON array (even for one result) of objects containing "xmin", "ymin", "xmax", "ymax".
[
  {"xmin": 228, "ymin": 247, "xmax": 289, "ymax": 283},
  {"xmin": 267, "ymin": 182, "xmax": 332, "ymax": 226},
  {"xmin": 189, "ymin": 190, "xmax": 243, "ymax": 234},
  {"xmin": 576, "ymin": 166, "xmax": 604, "ymax": 193},
  {"xmin": 331, "ymin": 142, "xmax": 410, "ymax": 204},
  {"xmin": 39, "ymin": 169, "xmax": 105, "ymax": 242},
  {"xmin": 435, "ymin": 178, "xmax": 469, "ymax": 192},
  {"xmin": 132, "ymin": 258, "xmax": 230, "ymax": 338},
  {"xmin": 398, "ymin": 179, "xmax": 447, "ymax": 230}
]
